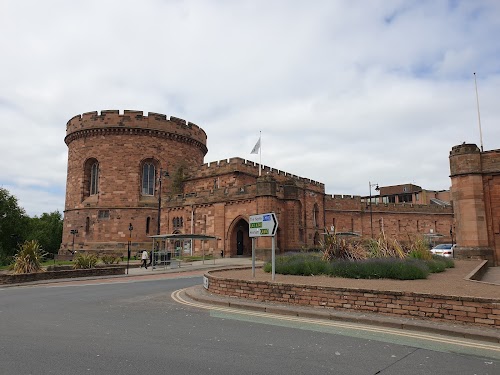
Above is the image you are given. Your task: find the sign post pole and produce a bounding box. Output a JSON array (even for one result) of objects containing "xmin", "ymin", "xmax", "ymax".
[
  {"xmin": 252, "ymin": 237, "xmax": 256, "ymax": 278},
  {"xmin": 271, "ymin": 236, "xmax": 275, "ymax": 281}
]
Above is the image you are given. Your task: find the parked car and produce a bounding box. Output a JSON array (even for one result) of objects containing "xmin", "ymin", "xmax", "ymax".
[{"xmin": 430, "ymin": 244, "xmax": 455, "ymax": 258}]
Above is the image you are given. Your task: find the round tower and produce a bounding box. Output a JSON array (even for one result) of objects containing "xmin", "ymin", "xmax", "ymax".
[
  {"xmin": 61, "ymin": 110, "xmax": 207, "ymax": 256},
  {"xmin": 449, "ymin": 143, "xmax": 493, "ymax": 263}
]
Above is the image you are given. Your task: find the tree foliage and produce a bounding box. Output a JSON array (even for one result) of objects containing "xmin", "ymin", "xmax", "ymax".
[
  {"xmin": 0, "ymin": 188, "xmax": 63, "ymax": 266},
  {"xmin": 0, "ymin": 188, "xmax": 29, "ymax": 264},
  {"xmin": 26, "ymin": 211, "xmax": 63, "ymax": 256}
]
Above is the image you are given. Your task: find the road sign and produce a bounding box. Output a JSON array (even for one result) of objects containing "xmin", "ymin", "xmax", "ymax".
[{"xmin": 249, "ymin": 212, "xmax": 278, "ymax": 237}]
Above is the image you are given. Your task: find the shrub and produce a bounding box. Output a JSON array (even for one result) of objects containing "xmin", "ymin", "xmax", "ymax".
[
  {"xmin": 265, "ymin": 255, "xmax": 430, "ymax": 280},
  {"xmin": 424, "ymin": 259, "xmax": 447, "ymax": 273},
  {"xmin": 426, "ymin": 254, "xmax": 455, "ymax": 272},
  {"xmin": 101, "ymin": 255, "xmax": 121, "ymax": 264},
  {"xmin": 407, "ymin": 235, "xmax": 433, "ymax": 260},
  {"xmin": 366, "ymin": 232, "xmax": 405, "ymax": 259},
  {"xmin": 264, "ymin": 254, "xmax": 327, "ymax": 275},
  {"xmin": 73, "ymin": 253, "xmax": 98, "ymax": 269},
  {"xmin": 11, "ymin": 240, "xmax": 47, "ymax": 274},
  {"xmin": 320, "ymin": 230, "xmax": 367, "ymax": 261},
  {"xmin": 328, "ymin": 258, "xmax": 429, "ymax": 280}
]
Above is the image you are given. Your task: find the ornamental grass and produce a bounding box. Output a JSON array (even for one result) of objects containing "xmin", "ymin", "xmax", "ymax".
[{"xmin": 11, "ymin": 240, "xmax": 47, "ymax": 274}]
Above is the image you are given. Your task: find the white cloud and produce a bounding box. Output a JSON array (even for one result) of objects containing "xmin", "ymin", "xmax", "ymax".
[{"xmin": 0, "ymin": 0, "xmax": 499, "ymax": 216}]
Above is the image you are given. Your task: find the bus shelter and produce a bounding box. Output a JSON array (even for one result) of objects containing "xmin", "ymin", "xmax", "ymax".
[{"xmin": 148, "ymin": 233, "xmax": 218, "ymax": 270}]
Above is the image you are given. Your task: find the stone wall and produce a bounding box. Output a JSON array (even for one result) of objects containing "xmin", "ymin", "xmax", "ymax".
[
  {"xmin": 0, "ymin": 267, "xmax": 125, "ymax": 285},
  {"xmin": 205, "ymin": 270, "xmax": 500, "ymax": 328}
]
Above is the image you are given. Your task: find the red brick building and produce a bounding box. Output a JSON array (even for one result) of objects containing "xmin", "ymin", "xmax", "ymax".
[{"xmin": 60, "ymin": 110, "xmax": 454, "ymax": 258}]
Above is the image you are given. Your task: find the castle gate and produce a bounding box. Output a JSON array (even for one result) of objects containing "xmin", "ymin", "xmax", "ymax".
[{"xmin": 228, "ymin": 217, "xmax": 250, "ymax": 257}]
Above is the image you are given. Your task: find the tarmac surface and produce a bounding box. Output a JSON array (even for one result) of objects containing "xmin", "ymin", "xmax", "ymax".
[{"xmin": 2, "ymin": 257, "xmax": 499, "ymax": 343}]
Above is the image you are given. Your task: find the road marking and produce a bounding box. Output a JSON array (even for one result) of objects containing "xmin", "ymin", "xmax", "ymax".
[{"xmin": 171, "ymin": 288, "xmax": 500, "ymax": 354}]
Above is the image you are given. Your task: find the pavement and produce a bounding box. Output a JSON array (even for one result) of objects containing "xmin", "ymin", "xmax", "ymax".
[
  {"xmin": 2, "ymin": 257, "xmax": 499, "ymax": 343},
  {"xmin": 480, "ymin": 265, "xmax": 500, "ymax": 285}
]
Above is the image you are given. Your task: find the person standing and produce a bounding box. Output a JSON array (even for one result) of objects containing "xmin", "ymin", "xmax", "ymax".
[{"xmin": 141, "ymin": 250, "xmax": 148, "ymax": 269}]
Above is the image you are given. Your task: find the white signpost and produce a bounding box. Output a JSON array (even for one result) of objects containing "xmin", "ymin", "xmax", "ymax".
[{"xmin": 249, "ymin": 212, "xmax": 278, "ymax": 280}]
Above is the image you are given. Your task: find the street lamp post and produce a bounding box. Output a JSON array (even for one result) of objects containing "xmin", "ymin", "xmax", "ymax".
[
  {"xmin": 127, "ymin": 223, "xmax": 133, "ymax": 275},
  {"xmin": 157, "ymin": 168, "xmax": 169, "ymax": 235},
  {"xmin": 368, "ymin": 182, "xmax": 379, "ymax": 238},
  {"xmin": 70, "ymin": 229, "xmax": 78, "ymax": 254}
]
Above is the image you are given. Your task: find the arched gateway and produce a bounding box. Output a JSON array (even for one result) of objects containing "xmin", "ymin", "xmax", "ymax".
[{"xmin": 228, "ymin": 217, "xmax": 250, "ymax": 257}]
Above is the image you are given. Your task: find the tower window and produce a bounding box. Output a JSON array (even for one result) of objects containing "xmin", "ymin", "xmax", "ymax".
[
  {"xmin": 142, "ymin": 162, "xmax": 156, "ymax": 195},
  {"xmin": 90, "ymin": 162, "xmax": 99, "ymax": 195}
]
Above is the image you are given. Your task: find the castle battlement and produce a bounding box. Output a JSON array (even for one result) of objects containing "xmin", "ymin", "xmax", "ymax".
[
  {"xmin": 66, "ymin": 110, "xmax": 207, "ymax": 146},
  {"xmin": 331, "ymin": 194, "xmax": 360, "ymax": 199},
  {"xmin": 195, "ymin": 156, "xmax": 324, "ymax": 190}
]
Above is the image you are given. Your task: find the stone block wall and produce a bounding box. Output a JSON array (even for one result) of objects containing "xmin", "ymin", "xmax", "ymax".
[{"xmin": 205, "ymin": 271, "xmax": 500, "ymax": 328}]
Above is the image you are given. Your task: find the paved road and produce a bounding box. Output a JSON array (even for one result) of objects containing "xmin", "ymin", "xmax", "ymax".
[{"xmin": 0, "ymin": 272, "xmax": 498, "ymax": 375}]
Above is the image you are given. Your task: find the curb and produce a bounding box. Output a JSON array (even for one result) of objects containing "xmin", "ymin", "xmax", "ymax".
[
  {"xmin": 183, "ymin": 285, "xmax": 500, "ymax": 344},
  {"xmin": 0, "ymin": 263, "xmax": 252, "ymax": 288}
]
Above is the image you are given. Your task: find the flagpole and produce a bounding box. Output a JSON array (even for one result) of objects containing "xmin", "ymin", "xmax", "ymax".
[{"xmin": 259, "ymin": 131, "xmax": 262, "ymax": 177}]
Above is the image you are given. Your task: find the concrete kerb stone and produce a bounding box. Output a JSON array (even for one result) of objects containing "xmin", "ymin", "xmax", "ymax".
[
  {"xmin": 0, "ymin": 259, "xmax": 262, "ymax": 288},
  {"xmin": 183, "ymin": 285, "xmax": 500, "ymax": 344}
]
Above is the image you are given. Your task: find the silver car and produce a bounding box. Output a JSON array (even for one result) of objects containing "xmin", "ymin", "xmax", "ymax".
[{"xmin": 430, "ymin": 243, "xmax": 455, "ymax": 258}]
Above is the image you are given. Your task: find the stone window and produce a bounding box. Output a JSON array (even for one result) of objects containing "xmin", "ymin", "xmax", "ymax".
[
  {"xmin": 90, "ymin": 162, "xmax": 99, "ymax": 195},
  {"xmin": 98, "ymin": 210, "xmax": 110, "ymax": 220},
  {"xmin": 83, "ymin": 158, "xmax": 99, "ymax": 198},
  {"xmin": 313, "ymin": 204, "xmax": 319, "ymax": 228},
  {"xmin": 142, "ymin": 162, "xmax": 156, "ymax": 196},
  {"xmin": 173, "ymin": 217, "xmax": 183, "ymax": 229},
  {"xmin": 85, "ymin": 217, "xmax": 90, "ymax": 233}
]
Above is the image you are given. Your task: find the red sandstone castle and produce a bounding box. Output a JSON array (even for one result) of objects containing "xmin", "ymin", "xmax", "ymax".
[{"xmin": 60, "ymin": 110, "xmax": 499, "ymax": 265}]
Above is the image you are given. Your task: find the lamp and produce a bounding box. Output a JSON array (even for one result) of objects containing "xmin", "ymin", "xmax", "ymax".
[
  {"xmin": 127, "ymin": 223, "xmax": 133, "ymax": 275},
  {"xmin": 157, "ymin": 167, "xmax": 170, "ymax": 235},
  {"xmin": 70, "ymin": 229, "xmax": 78, "ymax": 255}
]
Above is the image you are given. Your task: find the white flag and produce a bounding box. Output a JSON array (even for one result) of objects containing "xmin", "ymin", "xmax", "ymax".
[{"xmin": 251, "ymin": 137, "xmax": 261, "ymax": 154}]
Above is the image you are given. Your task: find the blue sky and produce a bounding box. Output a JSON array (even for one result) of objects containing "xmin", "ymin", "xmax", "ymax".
[{"xmin": 0, "ymin": 0, "xmax": 499, "ymax": 216}]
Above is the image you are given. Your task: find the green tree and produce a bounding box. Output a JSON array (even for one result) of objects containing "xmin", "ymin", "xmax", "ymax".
[
  {"xmin": 26, "ymin": 211, "xmax": 63, "ymax": 256},
  {"xmin": 0, "ymin": 188, "xmax": 29, "ymax": 265}
]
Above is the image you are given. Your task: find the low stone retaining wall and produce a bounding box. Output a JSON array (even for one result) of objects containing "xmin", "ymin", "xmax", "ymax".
[
  {"xmin": 0, "ymin": 267, "xmax": 125, "ymax": 285},
  {"xmin": 205, "ymin": 271, "xmax": 500, "ymax": 328}
]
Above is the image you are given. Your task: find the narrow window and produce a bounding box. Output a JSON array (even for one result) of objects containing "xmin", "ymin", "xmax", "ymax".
[
  {"xmin": 146, "ymin": 217, "xmax": 151, "ymax": 234},
  {"xmin": 417, "ymin": 220, "xmax": 420, "ymax": 232},
  {"xmin": 313, "ymin": 204, "xmax": 319, "ymax": 228},
  {"xmin": 85, "ymin": 217, "xmax": 90, "ymax": 233},
  {"xmin": 142, "ymin": 163, "xmax": 156, "ymax": 195},
  {"xmin": 90, "ymin": 162, "xmax": 99, "ymax": 195}
]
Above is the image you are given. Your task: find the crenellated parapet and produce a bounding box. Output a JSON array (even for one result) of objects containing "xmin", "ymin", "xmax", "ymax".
[
  {"xmin": 193, "ymin": 157, "xmax": 325, "ymax": 191},
  {"xmin": 325, "ymin": 194, "xmax": 453, "ymax": 214},
  {"xmin": 449, "ymin": 143, "xmax": 481, "ymax": 176},
  {"xmin": 65, "ymin": 110, "xmax": 207, "ymax": 155}
]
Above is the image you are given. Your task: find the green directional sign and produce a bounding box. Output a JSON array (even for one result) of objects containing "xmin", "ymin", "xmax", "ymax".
[{"xmin": 249, "ymin": 212, "xmax": 278, "ymax": 237}]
